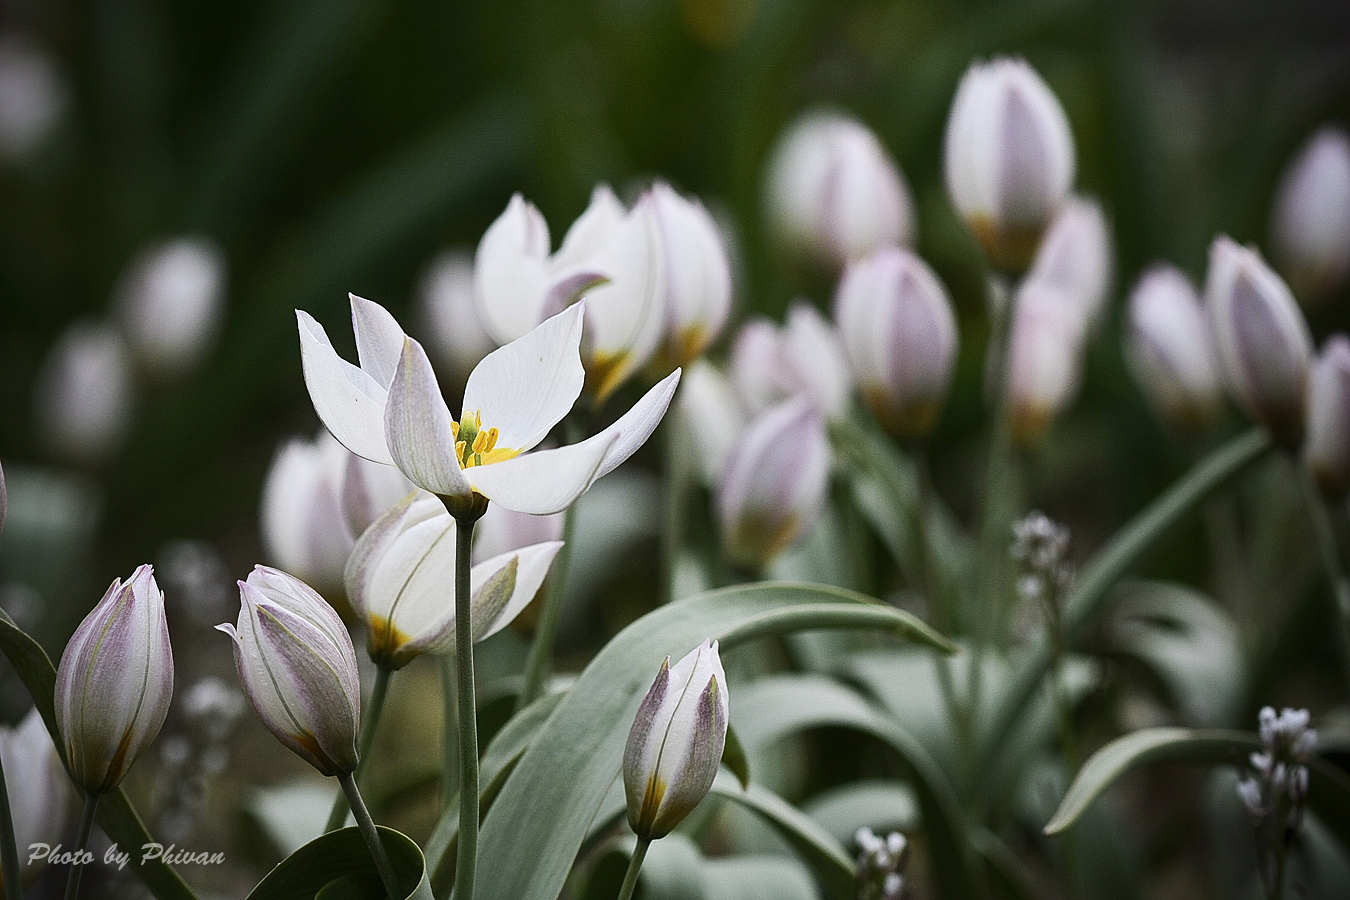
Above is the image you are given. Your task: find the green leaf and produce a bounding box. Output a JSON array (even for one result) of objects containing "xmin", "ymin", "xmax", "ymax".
[
  {"xmin": 700, "ymin": 855, "xmax": 819, "ymax": 900},
  {"xmin": 802, "ymin": 780, "xmax": 919, "ymax": 848},
  {"xmin": 1044, "ymin": 727, "xmax": 1350, "ymax": 849},
  {"xmin": 245, "ymin": 826, "xmax": 430, "ymax": 900},
  {"xmin": 0, "ymin": 611, "xmax": 200, "ymax": 900},
  {"xmin": 474, "ymin": 582, "xmax": 953, "ymax": 900},
  {"xmin": 722, "ymin": 724, "xmax": 751, "ymax": 790}
]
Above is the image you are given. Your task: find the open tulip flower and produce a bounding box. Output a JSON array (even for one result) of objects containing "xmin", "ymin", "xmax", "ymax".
[
  {"xmin": 346, "ymin": 490, "xmax": 563, "ymax": 669},
  {"xmin": 298, "ymin": 296, "xmax": 680, "ymax": 518}
]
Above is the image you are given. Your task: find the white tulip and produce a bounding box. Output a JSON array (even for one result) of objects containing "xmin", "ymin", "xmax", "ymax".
[
  {"xmin": 344, "ymin": 491, "xmax": 562, "ymax": 669},
  {"xmin": 1206, "ymin": 235, "xmax": 1313, "ymax": 446},
  {"xmin": 623, "ymin": 639, "xmax": 728, "ymax": 840},
  {"xmin": 115, "ymin": 237, "xmax": 227, "ymax": 375},
  {"xmin": 834, "ymin": 246, "xmax": 959, "ymax": 437},
  {"xmin": 729, "ymin": 318, "xmax": 791, "ymax": 415},
  {"xmin": 473, "ymin": 501, "xmax": 564, "ymax": 565},
  {"xmin": 677, "ymin": 359, "xmax": 748, "ymax": 485},
  {"xmin": 728, "ymin": 307, "xmax": 852, "ymax": 421},
  {"xmin": 1005, "ymin": 280, "xmax": 1086, "ymax": 445},
  {"xmin": 217, "ymin": 566, "xmax": 361, "ymax": 776},
  {"xmin": 1270, "ymin": 126, "xmax": 1350, "ymax": 303},
  {"xmin": 35, "ymin": 319, "xmax": 134, "ymax": 463},
  {"xmin": 648, "ymin": 181, "xmax": 733, "ymax": 368},
  {"xmin": 415, "ymin": 249, "xmax": 497, "ymax": 381},
  {"xmin": 1124, "ymin": 265, "xmax": 1224, "ymax": 429},
  {"xmin": 765, "ymin": 111, "xmax": 915, "ymax": 265},
  {"xmin": 297, "ymin": 295, "xmax": 680, "ymax": 517},
  {"xmin": 944, "ymin": 57, "xmax": 1075, "ymax": 271},
  {"xmin": 55, "ymin": 564, "xmax": 174, "ymax": 794},
  {"xmin": 0, "ymin": 708, "xmax": 72, "ymax": 883},
  {"xmin": 1305, "ymin": 335, "xmax": 1350, "ymax": 496},
  {"xmin": 1025, "ymin": 196, "xmax": 1113, "ymax": 330}
]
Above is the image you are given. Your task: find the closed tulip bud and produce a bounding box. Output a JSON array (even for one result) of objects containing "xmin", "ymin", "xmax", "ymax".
[
  {"xmin": 415, "ymin": 249, "xmax": 497, "ymax": 382},
  {"xmin": 1005, "ymin": 281, "xmax": 1086, "ymax": 445},
  {"xmin": 649, "ymin": 181, "xmax": 733, "ymax": 368},
  {"xmin": 678, "ymin": 360, "xmax": 748, "ymax": 485},
  {"xmin": 115, "ymin": 237, "xmax": 227, "ymax": 376},
  {"xmin": 260, "ymin": 430, "xmax": 412, "ymax": 596},
  {"xmin": 345, "ymin": 492, "xmax": 562, "ymax": 669},
  {"xmin": 834, "ymin": 247, "xmax": 958, "ymax": 437},
  {"xmin": 728, "ymin": 308, "xmax": 852, "ymax": 422},
  {"xmin": 217, "ymin": 567, "xmax": 360, "ymax": 776},
  {"xmin": 623, "ymin": 639, "xmax": 728, "ymax": 841},
  {"xmin": 1125, "ymin": 265, "xmax": 1225, "ymax": 429},
  {"xmin": 718, "ymin": 399, "xmax": 831, "ymax": 569},
  {"xmin": 0, "ymin": 708, "xmax": 73, "ymax": 883},
  {"xmin": 35, "ymin": 319, "xmax": 134, "ymax": 464},
  {"xmin": 1026, "ymin": 196, "xmax": 1113, "ymax": 330},
  {"xmin": 1270, "ymin": 127, "xmax": 1350, "ymax": 303},
  {"xmin": 944, "ymin": 57, "xmax": 1076, "ymax": 272},
  {"xmin": 1304, "ymin": 335, "xmax": 1350, "ymax": 495},
  {"xmin": 1206, "ymin": 235, "xmax": 1313, "ymax": 446},
  {"xmin": 765, "ymin": 111, "xmax": 915, "ymax": 266},
  {"xmin": 55, "ymin": 564, "xmax": 173, "ymax": 794},
  {"xmin": 730, "ymin": 318, "xmax": 791, "ymax": 415}
]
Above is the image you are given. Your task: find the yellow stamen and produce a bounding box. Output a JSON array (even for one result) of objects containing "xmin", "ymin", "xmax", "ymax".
[
  {"xmin": 456, "ymin": 440, "xmax": 467, "ymax": 461},
  {"xmin": 450, "ymin": 421, "xmax": 460, "ymax": 440},
  {"xmin": 472, "ymin": 430, "xmax": 489, "ymax": 454},
  {"xmin": 484, "ymin": 427, "xmax": 499, "ymax": 452}
]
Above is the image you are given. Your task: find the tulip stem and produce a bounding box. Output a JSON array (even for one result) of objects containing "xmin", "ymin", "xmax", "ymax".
[
  {"xmin": 0, "ymin": 750, "xmax": 24, "ymax": 900},
  {"xmin": 339, "ymin": 772, "xmax": 400, "ymax": 900},
  {"xmin": 453, "ymin": 512, "xmax": 482, "ymax": 900},
  {"xmin": 325, "ymin": 665, "xmax": 393, "ymax": 832},
  {"xmin": 1298, "ymin": 471, "xmax": 1350, "ymax": 695},
  {"xmin": 517, "ymin": 498, "xmax": 578, "ymax": 712},
  {"xmin": 616, "ymin": 838, "xmax": 650, "ymax": 900},
  {"xmin": 62, "ymin": 792, "xmax": 99, "ymax": 900}
]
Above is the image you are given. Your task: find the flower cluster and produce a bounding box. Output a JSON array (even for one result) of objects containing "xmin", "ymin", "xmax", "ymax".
[
  {"xmin": 1237, "ymin": 706, "xmax": 1317, "ymax": 826},
  {"xmin": 1011, "ymin": 510, "xmax": 1073, "ymax": 609},
  {"xmin": 855, "ymin": 827, "xmax": 910, "ymax": 900}
]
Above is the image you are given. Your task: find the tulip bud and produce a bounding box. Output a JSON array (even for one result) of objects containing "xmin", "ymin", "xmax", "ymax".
[
  {"xmin": 834, "ymin": 247, "xmax": 958, "ymax": 437},
  {"xmin": 730, "ymin": 319, "xmax": 791, "ymax": 415},
  {"xmin": 718, "ymin": 399, "xmax": 831, "ymax": 569},
  {"xmin": 260, "ymin": 431, "xmax": 412, "ymax": 596},
  {"xmin": 765, "ymin": 111, "xmax": 915, "ymax": 265},
  {"xmin": 217, "ymin": 567, "xmax": 361, "ymax": 776},
  {"xmin": 1304, "ymin": 335, "xmax": 1350, "ymax": 495},
  {"xmin": 1206, "ymin": 235, "xmax": 1313, "ymax": 446},
  {"xmin": 1005, "ymin": 281, "xmax": 1086, "ymax": 445},
  {"xmin": 1124, "ymin": 265, "xmax": 1224, "ymax": 429},
  {"xmin": 0, "ymin": 36, "xmax": 67, "ymax": 159},
  {"xmin": 678, "ymin": 360, "xmax": 748, "ymax": 485},
  {"xmin": 473, "ymin": 501, "xmax": 564, "ymax": 564},
  {"xmin": 1025, "ymin": 196, "xmax": 1113, "ymax": 330},
  {"xmin": 0, "ymin": 708, "xmax": 73, "ymax": 883},
  {"xmin": 55, "ymin": 564, "xmax": 174, "ymax": 794},
  {"xmin": 728, "ymin": 308, "xmax": 853, "ymax": 422},
  {"xmin": 345, "ymin": 492, "xmax": 561, "ymax": 669},
  {"xmin": 648, "ymin": 181, "xmax": 733, "ymax": 368},
  {"xmin": 944, "ymin": 57, "xmax": 1076, "ymax": 272},
  {"xmin": 1270, "ymin": 126, "xmax": 1350, "ymax": 303},
  {"xmin": 34, "ymin": 319, "xmax": 134, "ymax": 464},
  {"xmin": 623, "ymin": 639, "xmax": 728, "ymax": 840},
  {"xmin": 415, "ymin": 249, "xmax": 497, "ymax": 382},
  {"xmin": 115, "ymin": 237, "xmax": 227, "ymax": 376}
]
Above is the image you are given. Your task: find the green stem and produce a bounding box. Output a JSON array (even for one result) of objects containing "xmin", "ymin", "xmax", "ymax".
[
  {"xmin": 326, "ymin": 665, "xmax": 393, "ymax": 832},
  {"xmin": 516, "ymin": 499, "xmax": 578, "ymax": 711},
  {"xmin": 62, "ymin": 792, "xmax": 99, "ymax": 900},
  {"xmin": 441, "ymin": 655, "xmax": 459, "ymax": 804},
  {"xmin": 616, "ymin": 838, "xmax": 650, "ymax": 900},
  {"xmin": 0, "ymin": 749, "xmax": 24, "ymax": 900},
  {"xmin": 974, "ymin": 428, "xmax": 1273, "ymax": 803},
  {"xmin": 1298, "ymin": 470, "xmax": 1350, "ymax": 695},
  {"xmin": 454, "ymin": 513, "xmax": 481, "ymax": 900},
  {"xmin": 339, "ymin": 772, "xmax": 400, "ymax": 900}
]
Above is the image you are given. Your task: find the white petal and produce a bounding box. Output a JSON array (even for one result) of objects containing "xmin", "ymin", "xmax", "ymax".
[
  {"xmin": 470, "ymin": 540, "xmax": 563, "ymax": 642},
  {"xmin": 350, "ymin": 294, "xmax": 407, "ymax": 389},
  {"xmin": 781, "ymin": 303, "xmax": 852, "ymax": 421},
  {"xmin": 297, "ymin": 310, "xmax": 395, "ymax": 465},
  {"xmin": 384, "ymin": 337, "xmax": 473, "ymax": 498},
  {"xmin": 590, "ymin": 368, "xmax": 681, "ymax": 480},
  {"xmin": 553, "ymin": 184, "xmax": 626, "ymax": 270},
  {"xmin": 474, "ymin": 194, "xmax": 554, "ymax": 344},
  {"xmin": 466, "ymin": 432, "xmax": 618, "ymax": 515},
  {"xmin": 462, "ymin": 302, "xmax": 586, "ymax": 452}
]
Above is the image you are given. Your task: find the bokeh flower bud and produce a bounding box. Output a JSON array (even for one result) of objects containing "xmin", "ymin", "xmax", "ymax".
[
  {"xmin": 115, "ymin": 237, "xmax": 227, "ymax": 376},
  {"xmin": 765, "ymin": 111, "xmax": 915, "ymax": 265},
  {"xmin": 623, "ymin": 639, "xmax": 728, "ymax": 840},
  {"xmin": 834, "ymin": 246, "xmax": 958, "ymax": 437},
  {"xmin": 1124, "ymin": 265, "xmax": 1224, "ymax": 430},
  {"xmin": 649, "ymin": 181, "xmax": 733, "ymax": 368},
  {"xmin": 1304, "ymin": 335, "xmax": 1350, "ymax": 495},
  {"xmin": 728, "ymin": 308, "xmax": 852, "ymax": 422},
  {"xmin": 1005, "ymin": 281, "xmax": 1086, "ymax": 445},
  {"xmin": 1270, "ymin": 126, "xmax": 1350, "ymax": 303},
  {"xmin": 415, "ymin": 249, "xmax": 497, "ymax": 383},
  {"xmin": 0, "ymin": 36, "xmax": 67, "ymax": 160},
  {"xmin": 1025, "ymin": 196, "xmax": 1113, "ymax": 330},
  {"xmin": 55, "ymin": 564, "xmax": 174, "ymax": 794},
  {"xmin": 1206, "ymin": 235, "xmax": 1313, "ymax": 446},
  {"xmin": 217, "ymin": 566, "xmax": 361, "ymax": 776},
  {"xmin": 345, "ymin": 492, "xmax": 561, "ymax": 669},
  {"xmin": 718, "ymin": 398, "xmax": 831, "ymax": 569},
  {"xmin": 35, "ymin": 318, "xmax": 134, "ymax": 464},
  {"xmin": 678, "ymin": 359, "xmax": 747, "ymax": 486},
  {"xmin": 944, "ymin": 57, "xmax": 1075, "ymax": 272},
  {"xmin": 730, "ymin": 318, "xmax": 790, "ymax": 414},
  {"xmin": 0, "ymin": 708, "xmax": 73, "ymax": 883}
]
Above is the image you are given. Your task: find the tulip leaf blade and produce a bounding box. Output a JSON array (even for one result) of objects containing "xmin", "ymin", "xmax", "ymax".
[
  {"xmin": 475, "ymin": 581, "xmax": 956, "ymax": 900},
  {"xmin": 721, "ymin": 723, "xmax": 751, "ymax": 790},
  {"xmin": 0, "ymin": 610, "xmax": 201, "ymax": 900},
  {"xmin": 245, "ymin": 825, "xmax": 431, "ymax": 900}
]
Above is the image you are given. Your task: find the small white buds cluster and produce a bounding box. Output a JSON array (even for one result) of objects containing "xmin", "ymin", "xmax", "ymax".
[
  {"xmin": 765, "ymin": 111, "xmax": 915, "ymax": 266},
  {"xmin": 1011, "ymin": 510, "xmax": 1072, "ymax": 610},
  {"xmin": 1303, "ymin": 335, "xmax": 1350, "ymax": 496},
  {"xmin": 1124, "ymin": 265, "xmax": 1225, "ymax": 431},
  {"xmin": 855, "ymin": 828, "xmax": 909, "ymax": 900},
  {"xmin": 1237, "ymin": 707, "xmax": 1316, "ymax": 837},
  {"xmin": 623, "ymin": 640, "xmax": 728, "ymax": 841},
  {"xmin": 1270, "ymin": 127, "xmax": 1350, "ymax": 304}
]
